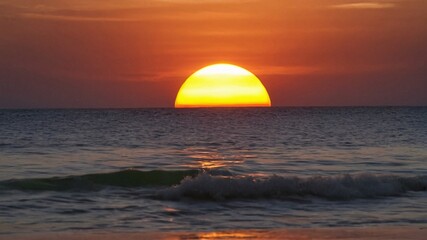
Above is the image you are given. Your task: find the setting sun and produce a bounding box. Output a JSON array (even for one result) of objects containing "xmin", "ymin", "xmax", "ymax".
[{"xmin": 175, "ymin": 64, "xmax": 271, "ymax": 108}]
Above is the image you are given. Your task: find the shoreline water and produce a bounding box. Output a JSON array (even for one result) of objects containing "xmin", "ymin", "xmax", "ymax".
[
  {"xmin": 4, "ymin": 226, "xmax": 427, "ymax": 240},
  {"xmin": 1, "ymin": 108, "xmax": 426, "ymax": 234}
]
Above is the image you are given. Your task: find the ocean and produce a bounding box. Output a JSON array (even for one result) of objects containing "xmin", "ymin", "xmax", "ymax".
[{"xmin": 0, "ymin": 107, "xmax": 426, "ymax": 235}]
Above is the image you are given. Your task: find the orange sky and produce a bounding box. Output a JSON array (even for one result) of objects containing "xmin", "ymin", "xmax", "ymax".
[{"xmin": 0, "ymin": 0, "xmax": 426, "ymax": 107}]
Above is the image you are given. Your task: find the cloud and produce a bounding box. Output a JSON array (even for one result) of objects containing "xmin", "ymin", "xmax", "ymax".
[
  {"xmin": 19, "ymin": 13, "xmax": 140, "ymax": 22},
  {"xmin": 1, "ymin": 0, "xmax": 253, "ymax": 22},
  {"xmin": 254, "ymin": 65, "xmax": 321, "ymax": 76},
  {"xmin": 330, "ymin": 2, "xmax": 396, "ymax": 9}
]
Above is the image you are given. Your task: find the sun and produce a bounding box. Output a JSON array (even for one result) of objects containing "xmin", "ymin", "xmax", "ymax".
[{"xmin": 175, "ymin": 64, "xmax": 271, "ymax": 108}]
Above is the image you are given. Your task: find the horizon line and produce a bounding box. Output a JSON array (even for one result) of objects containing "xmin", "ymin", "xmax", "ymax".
[{"xmin": 1, "ymin": 105, "xmax": 426, "ymax": 110}]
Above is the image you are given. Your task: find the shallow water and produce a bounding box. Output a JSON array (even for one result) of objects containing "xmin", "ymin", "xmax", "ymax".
[{"xmin": 0, "ymin": 107, "xmax": 426, "ymax": 234}]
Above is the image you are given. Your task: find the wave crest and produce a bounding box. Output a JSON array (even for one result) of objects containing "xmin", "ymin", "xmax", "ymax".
[
  {"xmin": 157, "ymin": 173, "xmax": 427, "ymax": 201},
  {"xmin": 1, "ymin": 169, "xmax": 198, "ymax": 191}
]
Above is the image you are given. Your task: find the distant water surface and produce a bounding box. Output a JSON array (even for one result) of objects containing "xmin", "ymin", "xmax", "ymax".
[{"xmin": 0, "ymin": 107, "xmax": 426, "ymax": 234}]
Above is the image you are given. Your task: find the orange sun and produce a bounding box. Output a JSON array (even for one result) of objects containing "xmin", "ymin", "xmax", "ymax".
[{"xmin": 175, "ymin": 64, "xmax": 271, "ymax": 108}]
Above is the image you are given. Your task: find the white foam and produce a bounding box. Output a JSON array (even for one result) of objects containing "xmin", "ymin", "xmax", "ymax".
[{"xmin": 157, "ymin": 173, "xmax": 427, "ymax": 201}]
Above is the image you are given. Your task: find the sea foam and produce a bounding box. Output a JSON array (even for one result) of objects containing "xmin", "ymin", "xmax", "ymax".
[{"xmin": 158, "ymin": 173, "xmax": 427, "ymax": 201}]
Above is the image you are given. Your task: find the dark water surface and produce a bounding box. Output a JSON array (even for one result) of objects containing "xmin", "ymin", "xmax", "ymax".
[{"xmin": 0, "ymin": 107, "xmax": 426, "ymax": 234}]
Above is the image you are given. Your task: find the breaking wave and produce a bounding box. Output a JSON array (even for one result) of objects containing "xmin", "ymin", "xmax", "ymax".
[
  {"xmin": 3, "ymin": 169, "xmax": 426, "ymax": 201},
  {"xmin": 158, "ymin": 173, "xmax": 427, "ymax": 201}
]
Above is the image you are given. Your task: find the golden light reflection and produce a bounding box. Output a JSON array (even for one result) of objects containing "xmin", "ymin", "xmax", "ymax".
[
  {"xmin": 180, "ymin": 147, "xmax": 254, "ymax": 170},
  {"xmin": 175, "ymin": 64, "xmax": 271, "ymax": 108},
  {"xmin": 176, "ymin": 230, "xmax": 311, "ymax": 240},
  {"xmin": 197, "ymin": 232, "xmax": 256, "ymax": 239}
]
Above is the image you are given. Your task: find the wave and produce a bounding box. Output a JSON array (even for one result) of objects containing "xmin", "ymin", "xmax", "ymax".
[
  {"xmin": 3, "ymin": 170, "xmax": 426, "ymax": 201},
  {"xmin": 1, "ymin": 169, "xmax": 198, "ymax": 191},
  {"xmin": 157, "ymin": 173, "xmax": 427, "ymax": 201}
]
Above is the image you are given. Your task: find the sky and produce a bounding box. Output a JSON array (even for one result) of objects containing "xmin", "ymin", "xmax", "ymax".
[{"xmin": 0, "ymin": 0, "xmax": 426, "ymax": 108}]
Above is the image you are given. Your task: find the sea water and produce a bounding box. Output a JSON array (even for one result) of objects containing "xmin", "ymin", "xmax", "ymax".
[{"xmin": 0, "ymin": 107, "xmax": 426, "ymax": 234}]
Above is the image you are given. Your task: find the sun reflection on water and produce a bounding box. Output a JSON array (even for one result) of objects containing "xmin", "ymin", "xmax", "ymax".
[
  {"xmin": 180, "ymin": 147, "xmax": 255, "ymax": 170},
  {"xmin": 196, "ymin": 232, "xmax": 257, "ymax": 239}
]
